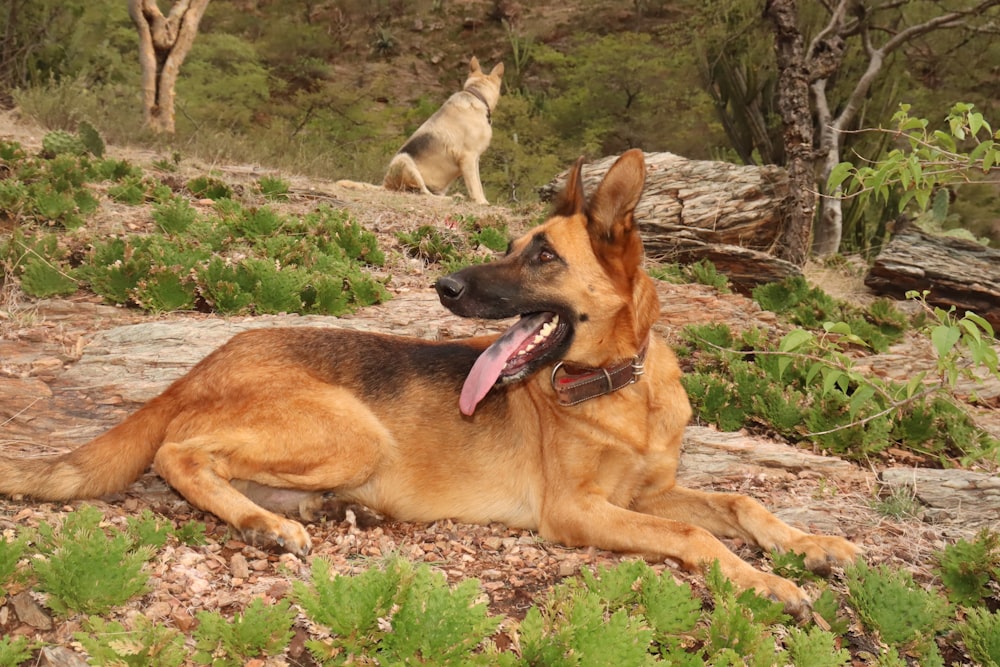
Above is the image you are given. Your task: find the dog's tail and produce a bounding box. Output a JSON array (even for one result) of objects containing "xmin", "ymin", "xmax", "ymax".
[
  {"xmin": 0, "ymin": 393, "xmax": 178, "ymax": 500},
  {"xmin": 335, "ymin": 179, "xmax": 382, "ymax": 192}
]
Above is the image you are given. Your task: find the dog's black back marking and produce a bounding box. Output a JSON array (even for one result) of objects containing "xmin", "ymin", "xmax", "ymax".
[{"xmin": 399, "ymin": 133, "xmax": 437, "ymax": 159}]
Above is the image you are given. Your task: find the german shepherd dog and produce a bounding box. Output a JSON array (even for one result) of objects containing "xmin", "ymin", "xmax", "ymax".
[
  {"xmin": 381, "ymin": 56, "xmax": 504, "ymax": 204},
  {"xmin": 0, "ymin": 150, "xmax": 856, "ymax": 613}
]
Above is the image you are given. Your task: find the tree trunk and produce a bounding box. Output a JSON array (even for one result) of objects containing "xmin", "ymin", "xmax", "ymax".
[
  {"xmin": 764, "ymin": 0, "xmax": 814, "ymax": 267},
  {"xmin": 128, "ymin": 0, "xmax": 210, "ymax": 134},
  {"xmin": 540, "ymin": 151, "xmax": 803, "ymax": 291},
  {"xmin": 865, "ymin": 229, "xmax": 1000, "ymax": 330}
]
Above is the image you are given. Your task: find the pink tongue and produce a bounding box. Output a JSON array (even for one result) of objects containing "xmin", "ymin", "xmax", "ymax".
[{"xmin": 460, "ymin": 313, "xmax": 550, "ymax": 416}]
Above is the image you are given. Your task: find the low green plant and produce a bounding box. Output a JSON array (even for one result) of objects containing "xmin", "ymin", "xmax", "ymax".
[
  {"xmin": 257, "ymin": 175, "xmax": 290, "ymax": 200},
  {"xmin": 0, "ymin": 534, "xmax": 27, "ymax": 597},
  {"xmin": 173, "ymin": 520, "xmax": 208, "ymax": 546},
  {"xmin": 152, "ymin": 196, "xmax": 198, "ymax": 234},
  {"xmin": 680, "ymin": 304, "xmax": 998, "ymax": 464},
  {"xmin": 0, "ymin": 636, "xmax": 35, "ymax": 666},
  {"xmin": 752, "ymin": 276, "xmax": 906, "ymax": 352},
  {"xmin": 648, "ymin": 259, "xmax": 731, "ymax": 292},
  {"xmin": 846, "ymin": 560, "xmax": 953, "ymax": 664},
  {"xmin": 294, "ymin": 556, "xmax": 504, "ymax": 665},
  {"xmin": 188, "ymin": 175, "xmax": 233, "ymax": 200},
  {"xmin": 193, "ymin": 597, "xmax": 296, "ymax": 666},
  {"xmin": 31, "ymin": 505, "xmax": 156, "ymax": 616},
  {"xmin": 933, "ymin": 528, "xmax": 1000, "ymax": 607},
  {"xmin": 75, "ymin": 616, "xmax": 186, "ymax": 667},
  {"xmin": 41, "ymin": 129, "xmax": 87, "ymax": 157},
  {"xmin": 397, "ymin": 225, "xmax": 465, "ymax": 265},
  {"xmin": 958, "ymin": 607, "xmax": 1000, "ymax": 667}
]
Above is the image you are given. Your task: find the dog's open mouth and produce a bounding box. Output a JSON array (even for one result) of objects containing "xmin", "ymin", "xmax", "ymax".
[{"xmin": 460, "ymin": 312, "xmax": 570, "ymax": 415}]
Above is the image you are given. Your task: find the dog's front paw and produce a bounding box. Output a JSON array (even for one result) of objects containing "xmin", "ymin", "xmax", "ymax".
[
  {"xmin": 737, "ymin": 569, "xmax": 813, "ymax": 619},
  {"xmin": 239, "ymin": 515, "xmax": 312, "ymax": 556},
  {"xmin": 785, "ymin": 534, "xmax": 861, "ymax": 575}
]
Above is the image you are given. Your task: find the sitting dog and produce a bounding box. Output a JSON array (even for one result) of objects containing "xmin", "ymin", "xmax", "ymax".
[{"xmin": 382, "ymin": 56, "xmax": 504, "ymax": 204}]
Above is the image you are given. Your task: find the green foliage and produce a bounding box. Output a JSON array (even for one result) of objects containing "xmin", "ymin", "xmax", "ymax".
[
  {"xmin": 702, "ymin": 561, "xmax": 789, "ymax": 665},
  {"xmin": 107, "ymin": 175, "xmax": 147, "ymax": 205},
  {"xmin": 784, "ymin": 626, "xmax": 850, "ymax": 667},
  {"xmin": 41, "ymin": 129, "xmax": 86, "ymax": 157},
  {"xmin": 294, "ymin": 556, "xmax": 502, "ymax": 665},
  {"xmin": 649, "ymin": 259, "xmax": 731, "ymax": 293},
  {"xmin": 172, "ymin": 520, "xmax": 208, "ymax": 546},
  {"xmin": 19, "ymin": 255, "xmax": 77, "ymax": 298},
  {"xmin": 752, "ymin": 276, "xmax": 905, "ymax": 352},
  {"xmin": 0, "ymin": 636, "xmax": 36, "ymax": 666},
  {"xmin": 125, "ymin": 509, "xmax": 174, "ymax": 549},
  {"xmin": 152, "ymin": 196, "xmax": 198, "ymax": 234},
  {"xmin": 831, "ymin": 103, "xmax": 999, "ymax": 231},
  {"xmin": 75, "ymin": 616, "xmax": 186, "ymax": 667},
  {"xmin": 31, "ymin": 505, "xmax": 155, "ymax": 616},
  {"xmin": 679, "ymin": 277, "xmax": 997, "ymax": 465},
  {"xmin": 958, "ymin": 607, "xmax": 1000, "ymax": 667},
  {"xmin": 0, "ymin": 142, "xmax": 389, "ymax": 316},
  {"xmin": 933, "ymin": 529, "xmax": 1000, "ymax": 607},
  {"xmin": 397, "ymin": 225, "xmax": 465, "ymax": 265},
  {"xmin": 188, "ymin": 175, "xmax": 233, "ymax": 200},
  {"xmin": 194, "ymin": 597, "xmax": 295, "ymax": 666},
  {"xmin": 257, "ymin": 175, "xmax": 290, "ymax": 200},
  {"xmin": 846, "ymin": 560, "xmax": 952, "ymax": 662},
  {"xmin": 0, "ymin": 534, "xmax": 27, "ymax": 597}
]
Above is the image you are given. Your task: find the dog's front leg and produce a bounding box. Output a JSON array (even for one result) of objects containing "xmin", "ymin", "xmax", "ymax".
[
  {"xmin": 459, "ymin": 156, "xmax": 488, "ymax": 204},
  {"xmin": 632, "ymin": 486, "xmax": 860, "ymax": 574},
  {"xmin": 539, "ymin": 494, "xmax": 813, "ymax": 615}
]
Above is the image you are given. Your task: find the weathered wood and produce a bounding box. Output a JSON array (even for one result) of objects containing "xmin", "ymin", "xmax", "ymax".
[
  {"xmin": 540, "ymin": 152, "xmax": 803, "ymax": 289},
  {"xmin": 880, "ymin": 467, "xmax": 1000, "ymax": 528},
  {"xmin": 865, "ymin": 229, "xmax": 1000, "ymax": 330}
]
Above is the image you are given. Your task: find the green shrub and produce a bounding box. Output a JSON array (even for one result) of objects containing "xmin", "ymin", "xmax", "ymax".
[
  {"xmin": 0, "ymin": 636, "xmax": 36, "ymax": 666},
  {"xmin": 31, "ymin": 505, "xmax": 155, "ymax": 616},
  {"xmin": 0, "ymin": 534, "xmax": 27, "ymax": 597},
  {"xmin": 958, "ymin": 607, "xmax": 1000, "ymax": 667},
  {"xmin": 152, "ymin": 196, "xmax": 198, "ymax": 234},
  {"xmin": 76, "ymin": 616, "xmax": 185, "ymax": 667},
  {"xmin": 934, "ymin": 529, "xmax": 1000, "ymax": 607},
  {"xmin": 294, "ymin": 557, "xmax": 503, "ymax": 665},
  {"xmin": 194, "ymin": 597, "xmax": 295, "ymax": 666},
  {"xmin": 188, "ymin": 175, "xmax": 233, "ymax": 200},
  {"xmin": 846, "ymin": 560, "xmax": 952, "ymax": 662}
]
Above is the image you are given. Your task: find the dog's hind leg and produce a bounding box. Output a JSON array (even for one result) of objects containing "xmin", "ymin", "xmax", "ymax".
[
  {"xmin": 153, "ymin": 387, "xmax": 391, "ymax": 554},
  {"xmin": 384, "ymin": 154, "xmax": 435, "ymax": 196}
]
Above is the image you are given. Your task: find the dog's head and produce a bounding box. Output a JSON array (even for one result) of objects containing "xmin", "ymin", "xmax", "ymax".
[
  {"xmin": 465, "ymin": 56, "xmax": 504, "ymax": 106},
  {"xmin": 435, "ymin": 149, "xmax": 659, "ymax": 414}
]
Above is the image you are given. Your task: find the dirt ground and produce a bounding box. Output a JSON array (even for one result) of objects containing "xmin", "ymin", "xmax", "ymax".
[{"xmin": 1, "ymin": 109, "xmax": 998, "ymax": 663}]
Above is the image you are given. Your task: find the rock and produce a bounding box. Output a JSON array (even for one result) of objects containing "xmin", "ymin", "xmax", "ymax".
[
  {"xmin": 38, "ymin": 647, "xmax": 88, "ymax": 667},
  {"xmin": 11, "ymin": 591, "xmax": 52, "ymax": 630}
]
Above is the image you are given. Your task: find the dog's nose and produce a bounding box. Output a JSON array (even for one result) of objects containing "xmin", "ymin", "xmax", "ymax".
[{"xmin": 435, "ymin": 275, "xmax": 466, "ymax": 303}]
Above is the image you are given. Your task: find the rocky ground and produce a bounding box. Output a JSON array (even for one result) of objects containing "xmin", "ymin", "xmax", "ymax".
[{"xmin": 1, "ymin": 109, "xmax": 998, "ymax": 663}]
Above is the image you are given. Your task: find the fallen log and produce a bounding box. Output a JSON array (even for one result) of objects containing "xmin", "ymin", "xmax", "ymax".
[
  {"xmin": 864, "ymin": 229, "xmax": 1000, "ymax": 330},
  {"xmin": 540, "ymin": 151, "xmax": 802, "ymax": 291}
]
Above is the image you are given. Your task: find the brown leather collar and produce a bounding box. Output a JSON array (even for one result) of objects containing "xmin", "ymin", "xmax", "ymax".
[
  {"xmin": 550, "ymin": 337, "xmax": 649, "ymax": 406},
  {"xmin": 465, "ymin": 87, "xmax": 492, "ymax": 125}
]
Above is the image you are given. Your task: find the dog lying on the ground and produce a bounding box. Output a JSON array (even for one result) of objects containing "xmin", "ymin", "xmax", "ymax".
[
  {"xmin": 381, "ymin": 56, "xmax": 503, "ymax": 204},
  {"xmin": 0, "ymin": 150, "xmax": 857, "ymax": 615}
]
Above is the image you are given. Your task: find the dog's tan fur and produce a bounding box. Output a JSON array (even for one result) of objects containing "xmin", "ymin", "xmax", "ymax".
[
  {"xmin": 0, "ymin": 150, "xmax": 856, "ymax": 613},
  {"xmin": 381, "ymin": 56, "xmax": 503, "ymax": 204}
]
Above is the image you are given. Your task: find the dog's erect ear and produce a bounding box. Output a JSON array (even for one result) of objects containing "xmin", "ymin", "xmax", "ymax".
[
  {"xmin": 553, "ymin": 157, "xmax": 587, "ymax": 218},
  {"xmin": 586, "ymin": 149, "xmax": 647, "ymax": 279},
  {"xmin": 469, "ymin": 56, "xmax": 482, "ymax": 73},
  {"xmin": 490, "ymin": 62, "xmax": 505, "ymax": 79}
]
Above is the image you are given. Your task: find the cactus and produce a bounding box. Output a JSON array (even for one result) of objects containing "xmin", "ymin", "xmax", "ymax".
[{"xmin": 40, "ymin": 130, "xmax": 86, "ymax": 158}]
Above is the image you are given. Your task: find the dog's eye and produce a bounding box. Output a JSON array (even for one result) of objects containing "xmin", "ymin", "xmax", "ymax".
[{"xmin": 539, "ymin": 247, "xmax": 557, "ymax": 263}]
